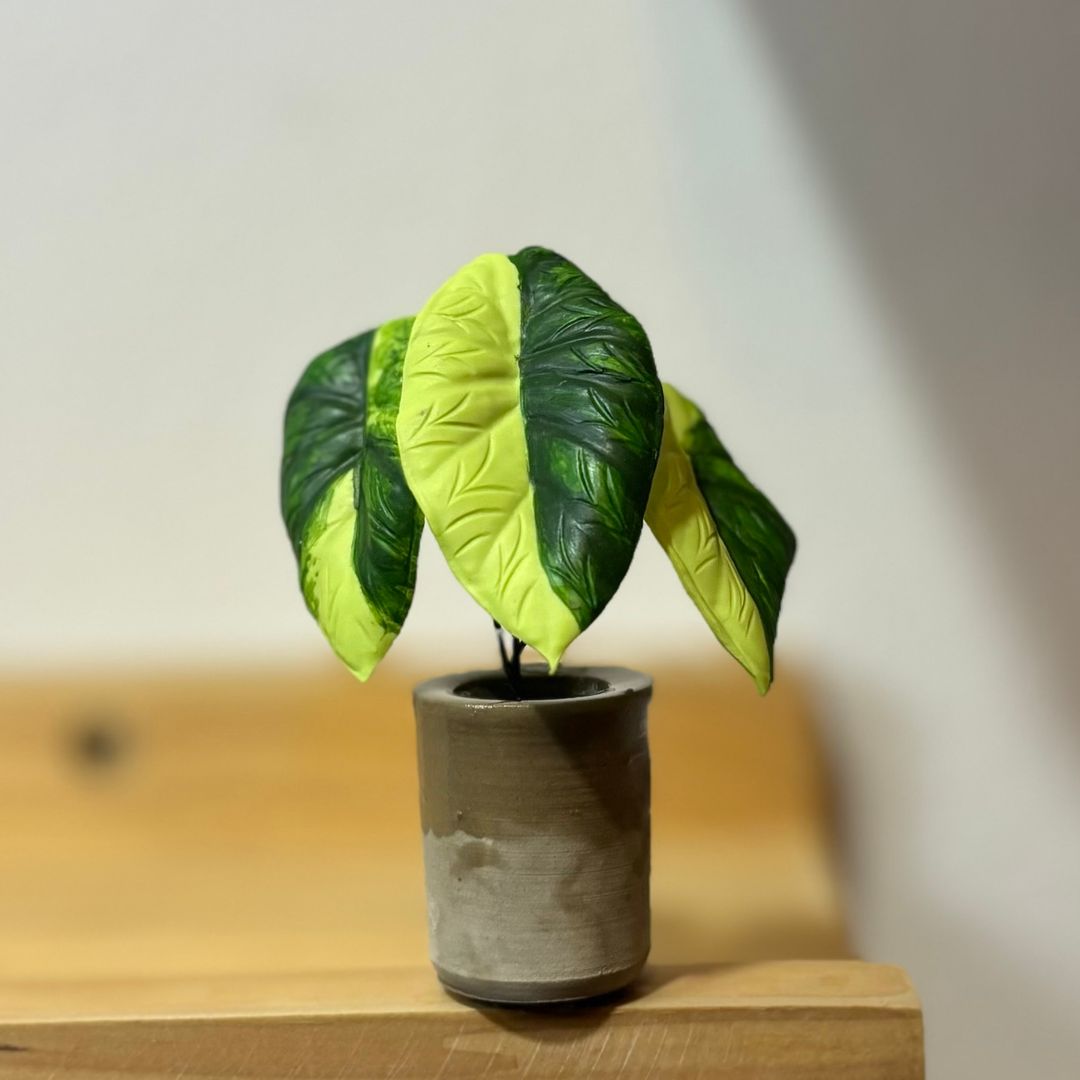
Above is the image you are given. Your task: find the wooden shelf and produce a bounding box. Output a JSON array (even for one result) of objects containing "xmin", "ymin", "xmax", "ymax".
[
  {"xmin": 0, "ymin": 963, "xmax": 922, "ymax": 1079},
  {"xmin": 0, "ymin": 663, "xmax": 922, "ymax": 1076}
]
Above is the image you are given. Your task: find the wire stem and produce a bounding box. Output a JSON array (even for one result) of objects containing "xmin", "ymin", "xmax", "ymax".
[{"xmin": 493, "ymin": 621, "xmax": 526, "ymax": 700}]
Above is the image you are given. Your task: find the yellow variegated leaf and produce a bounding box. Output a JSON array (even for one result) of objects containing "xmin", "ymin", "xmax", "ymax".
[
  {"xmin": 646, "ymin": 383, "xmax": 795, "ymax": 693},
  {"xmin": 300, "ymin": 470, "xmax": 395, "ymax": 680},
  {"xmin": 281, "ymin": 318, "xmax": 423, "ymax": 681},
  {"xmin": 396, "ymin": 253, "xmax": 578, "ymax": 668}
]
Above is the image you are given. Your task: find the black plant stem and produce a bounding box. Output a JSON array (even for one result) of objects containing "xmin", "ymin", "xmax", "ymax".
[{"xmin": 493, "ymin": 621, "xmax": 526, "ymax": 700}]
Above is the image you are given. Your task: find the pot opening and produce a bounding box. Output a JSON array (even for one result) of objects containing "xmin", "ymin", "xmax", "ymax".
[{"xmin": 454, "ymin": 673, "xmax": 611, "ymax": 702}]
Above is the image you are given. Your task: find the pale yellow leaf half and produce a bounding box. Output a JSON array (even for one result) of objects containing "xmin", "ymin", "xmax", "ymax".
[
  {"xmin": 645, "ymin": 383, "xmax": 771, "ymax": 693},
  {"xmin": 300, "ymin": 470, "xmax": 394, "ymax": 681},
  {"xmin": 396, "ymin": 253, "xmax": 578, "ymax": 668}
]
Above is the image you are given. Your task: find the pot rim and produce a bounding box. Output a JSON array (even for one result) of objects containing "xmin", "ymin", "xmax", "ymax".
[{"xmin": 413, "ymin": 664, "xmax": 652, "ymax": 712}]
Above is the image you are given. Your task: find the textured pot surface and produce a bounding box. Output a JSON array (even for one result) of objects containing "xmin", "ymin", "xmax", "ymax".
[{"xmin": 414, "ymin": 666, "xmax": 652, "ymax": 1005}]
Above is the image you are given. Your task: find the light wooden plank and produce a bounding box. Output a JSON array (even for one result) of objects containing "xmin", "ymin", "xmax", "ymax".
[
  {"xmin": 0, "ymin": 962, "xmax": 923, "ymax": 1079},
  {"xmin": 0, "ymin": 665, "xmax": 922, "ymax": 1074},
  {"xmin": 0, "ymin": 664, "xmax": 846, "ymax": 982}
]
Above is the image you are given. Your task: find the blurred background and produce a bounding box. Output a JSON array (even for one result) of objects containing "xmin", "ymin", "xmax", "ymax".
[{"xmin": 2, "ymin": 1, "xmax": 1078, "ymax": 1075}]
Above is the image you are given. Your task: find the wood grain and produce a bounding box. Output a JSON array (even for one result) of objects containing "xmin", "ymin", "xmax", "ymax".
[
  {"xmin": 0, "ymin": 663, "xmax": 917, "ymax": 1076},
  {"xmin": 0, "ymin": 662, "xmax": 846, "ymax": 981},
  {"xmin": 0, "ymin": 963, "xmax": 923, "ymax": 1079}
]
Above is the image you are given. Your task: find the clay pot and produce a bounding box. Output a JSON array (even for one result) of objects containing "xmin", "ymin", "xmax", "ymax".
[{"xmin": 413, "ymin": 665, "xmax": 652, "ymax": 1005}]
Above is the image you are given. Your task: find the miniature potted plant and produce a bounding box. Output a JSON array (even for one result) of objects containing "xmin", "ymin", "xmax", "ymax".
[{"xmin": 281, "ymin": 246, "xmax": 795, "ymax": 1004}]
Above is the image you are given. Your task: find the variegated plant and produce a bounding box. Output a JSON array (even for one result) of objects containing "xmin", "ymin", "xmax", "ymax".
[
  {"xmin": 281, "ymin": 317, "xmax": 423, "ymax": 680},
  {"xmin": 281, "ymin": 246, "xmax": 795, "ymax": 692}
]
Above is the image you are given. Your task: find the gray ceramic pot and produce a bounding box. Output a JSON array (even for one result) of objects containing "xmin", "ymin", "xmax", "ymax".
[{"xmin": 413, "ymin": 665, "xmax": 652, "ymax": 1005}]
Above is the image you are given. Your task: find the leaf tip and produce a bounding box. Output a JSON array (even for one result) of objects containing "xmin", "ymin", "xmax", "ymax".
[{"xmin": 343, "ymin": 656, "xmax": 378, "ymax": 683}]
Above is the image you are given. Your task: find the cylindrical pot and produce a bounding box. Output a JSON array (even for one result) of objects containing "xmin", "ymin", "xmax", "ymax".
[{"xmin": 413, "ymin": 665, "xmax": 652, "ymax": 1005}]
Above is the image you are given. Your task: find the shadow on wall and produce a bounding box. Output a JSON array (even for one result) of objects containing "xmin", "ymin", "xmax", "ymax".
[
  {"xmin": 817, "ymin": 674, "xmax": 1080, "ymax": 1078},
  {"xmin": 742, "ymin": 0, "xmax": 1080, "ymax": 729}
]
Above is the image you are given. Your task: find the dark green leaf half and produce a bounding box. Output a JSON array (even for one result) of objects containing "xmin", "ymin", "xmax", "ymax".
[{"xmin": 509, "ymin": 246, "xmax": 664, "ymax": 631}]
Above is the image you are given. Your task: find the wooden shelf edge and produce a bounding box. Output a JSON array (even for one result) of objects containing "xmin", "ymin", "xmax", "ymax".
[{"xmin": 0, "ymin": 962, "xmax": 923, "ymax": 1079}]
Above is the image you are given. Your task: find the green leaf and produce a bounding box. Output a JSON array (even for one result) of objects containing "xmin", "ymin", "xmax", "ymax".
[
  {"xmin": 510, "ymin": 246, "xmax": 665, "ymax": 631},
  {"xmin": 646, "ymin": 383, "xmax": 796, "ymax": 692},
  {"xmin": 281, "ymin": 317, "xmax": 423, "ymax": 680},
  {"xmin": 397, "ymin": 248, "xmax": 663, "ymax": 667}
]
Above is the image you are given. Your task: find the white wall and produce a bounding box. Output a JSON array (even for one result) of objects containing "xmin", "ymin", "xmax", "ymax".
[{"xmin": 2, "ymin": 2, "xmax": 1078, "ymax": 1075}]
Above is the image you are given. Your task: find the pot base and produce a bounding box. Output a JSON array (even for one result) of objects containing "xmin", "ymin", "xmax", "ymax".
[{"xmin": 434, "ymin": 961, "xmax": 645, "ymax": 1006}]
